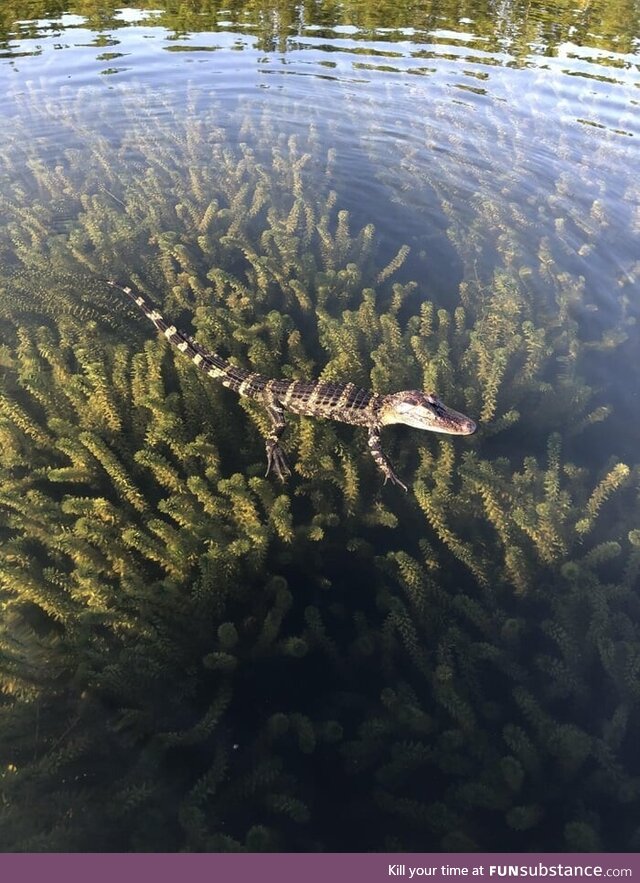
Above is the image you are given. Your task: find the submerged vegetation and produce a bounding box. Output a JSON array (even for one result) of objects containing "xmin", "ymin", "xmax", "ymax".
[{"xmin": 0, "ymin": 53, "xmax": 639, "ymax": 851}]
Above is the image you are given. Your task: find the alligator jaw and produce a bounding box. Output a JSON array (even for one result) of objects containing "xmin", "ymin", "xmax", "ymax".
[
  {"xmin": 379, "ymin": 391, "xmax": 477, "ymax": 435},
  {"xmin": 403, "ymin": 405, "xmax": 476, "ymax": 435},
  {"xmin": 421, "ymin": 403, "xmax": 476, "ymax": 435}
]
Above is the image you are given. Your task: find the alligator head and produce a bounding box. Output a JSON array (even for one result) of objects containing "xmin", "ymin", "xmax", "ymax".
[{"xmin": 379, "ymin": 391, "xmax": 477, "ymax": 435}]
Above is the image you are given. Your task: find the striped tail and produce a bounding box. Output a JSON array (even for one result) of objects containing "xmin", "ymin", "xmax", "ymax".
[{"xmin": 107, "ymin": 281, "xmax": 255, "ymax": 393}]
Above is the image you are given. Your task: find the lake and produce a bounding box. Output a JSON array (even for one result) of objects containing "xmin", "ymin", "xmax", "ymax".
[{"xmin": 0, "ymin": 0, "xmax": 639, "ymax": 853}]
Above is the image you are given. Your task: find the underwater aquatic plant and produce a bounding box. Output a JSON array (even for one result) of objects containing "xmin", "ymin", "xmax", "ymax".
[{"xmin": 0, "ymin": 71, "xmax": 638, "ymax": 852}]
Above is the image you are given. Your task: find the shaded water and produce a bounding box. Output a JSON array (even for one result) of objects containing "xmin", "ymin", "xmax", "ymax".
[{"xmin": 0, "ymin": 0, "xmax": 639, "ymax": 853}]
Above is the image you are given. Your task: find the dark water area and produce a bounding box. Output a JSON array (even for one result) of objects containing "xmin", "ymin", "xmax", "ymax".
[{"xmin": 0, "ymin": 0, "xmax": 639, "ymax": 854}]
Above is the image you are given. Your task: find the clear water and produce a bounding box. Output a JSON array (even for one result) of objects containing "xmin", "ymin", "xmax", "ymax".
[{"xmin": 0, "ymin": 0, "xmax": 639, "ymax": 853}]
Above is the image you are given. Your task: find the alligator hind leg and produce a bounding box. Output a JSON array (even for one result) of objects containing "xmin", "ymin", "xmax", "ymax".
[
  {"xmin": 368, "ymin": 429, "xmax": 407, "ymax": 492},
  {"xmin": 264, "ymin": 401, "xmax": 291, "ymax": 481}
]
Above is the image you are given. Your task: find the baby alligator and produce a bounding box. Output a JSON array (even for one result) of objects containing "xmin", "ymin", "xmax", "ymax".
[{"xmin": 108, "ymin": 281, "xmax": 476, "ymax": 491}]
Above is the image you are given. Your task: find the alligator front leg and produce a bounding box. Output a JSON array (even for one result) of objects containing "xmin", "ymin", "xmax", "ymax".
[
  {"xmin": 367, "ymin": 428, "xmax": 407, "ymax": 492},
  {"xmin": 264, "ymin": 401, "xmax": 291, "ymax": 481}
]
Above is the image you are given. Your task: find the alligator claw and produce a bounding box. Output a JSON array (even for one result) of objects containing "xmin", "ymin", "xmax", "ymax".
[
  {"xmin": 384, "ymin": 470, "xmax": 408, "ymax": 492},
  {"xmin": 265, "ymin": 441, "xmax": 291, "ymax": 482}
]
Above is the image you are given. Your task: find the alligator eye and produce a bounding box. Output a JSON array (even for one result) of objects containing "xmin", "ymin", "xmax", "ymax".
[{"xmin": 426, "ymin": 393, "xmax": 439, "ymax": 405}]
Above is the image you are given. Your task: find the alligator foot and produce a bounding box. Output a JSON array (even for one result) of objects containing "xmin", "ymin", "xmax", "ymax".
[
  {"xmin": 265, "ymin": 440, "xmax": 291, "ymax": 482},
  {"xmin": 383, "ymin": 468, "xmax": 408, "ymax": 493},
  {"xmin": 367, "ymin": 429, "xmax": 408, "ymax": 492}
]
